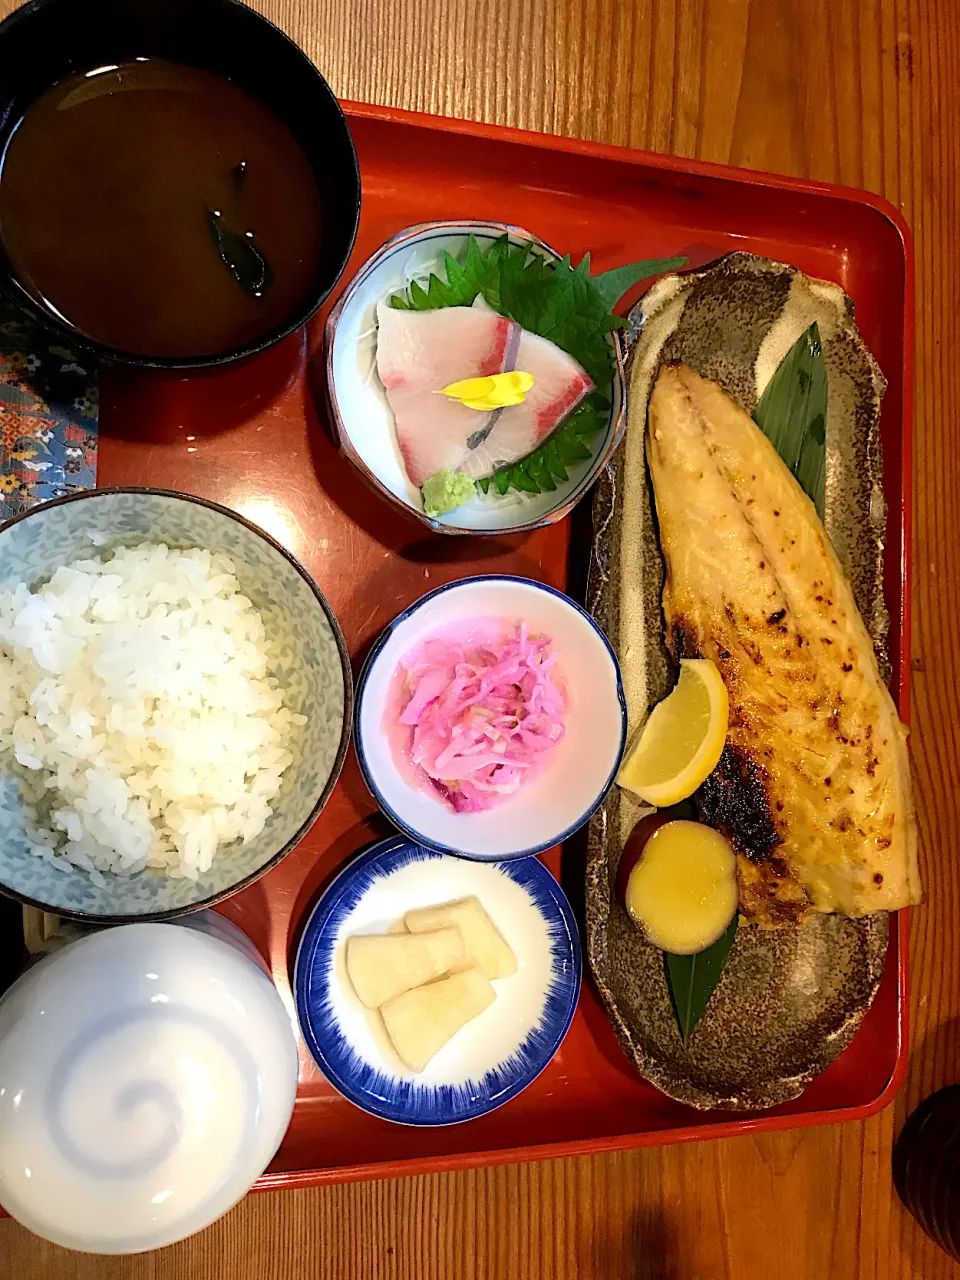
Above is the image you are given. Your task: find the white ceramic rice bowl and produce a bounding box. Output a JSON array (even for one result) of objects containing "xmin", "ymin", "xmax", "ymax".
[{"xmin": 0, "ymin": 487, "xmax": 352, "ymax": 920}]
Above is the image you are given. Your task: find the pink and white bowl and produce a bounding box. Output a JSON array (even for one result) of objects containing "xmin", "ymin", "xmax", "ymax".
[
  {"xmin": 323, "ymin": 220, "xmax": 626, "ymax": 536},
  {"xmin": 354, "ymin": 575, "xmax": 627, "ymax": 861}
]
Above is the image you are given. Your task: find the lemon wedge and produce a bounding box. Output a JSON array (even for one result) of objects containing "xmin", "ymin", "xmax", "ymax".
[{"xmin": 617, "ymin": 658, "xmax": 728, "ymax": 806}]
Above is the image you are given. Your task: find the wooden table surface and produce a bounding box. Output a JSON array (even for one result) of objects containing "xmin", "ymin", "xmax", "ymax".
[{"xmin": 1, "ymin": 0, "xmax": 958, "ymax": 1276}]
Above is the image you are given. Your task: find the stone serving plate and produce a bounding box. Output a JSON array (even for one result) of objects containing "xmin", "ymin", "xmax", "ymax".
[
  {"xmin": 585, "ymin": 251, "xmax": 891, "ymax": 1110},
  {"xmin": 0, "ymin": 487, "xmax": 352, "ymax": 922}
]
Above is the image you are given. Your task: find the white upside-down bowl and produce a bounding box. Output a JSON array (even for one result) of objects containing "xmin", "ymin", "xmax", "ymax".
[
  {"xmin": 324, "ymin": 220, "xmax": 626, "ymax": 536},
  {"xmin": 0, "ymin": 919, "xmax": 299, "ymax": 1252},
  {"xmin": 354, "ymin": 575, "xmax": 627, "ymax": 860}
]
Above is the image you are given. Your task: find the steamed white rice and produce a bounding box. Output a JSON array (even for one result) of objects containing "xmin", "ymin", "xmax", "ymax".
[{"xmin": 0, "ymin": 541, "xmax": 306, "ymax": 881}]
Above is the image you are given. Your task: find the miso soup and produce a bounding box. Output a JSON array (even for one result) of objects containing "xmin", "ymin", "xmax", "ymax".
[{"xmin": 0, "ymin": 59, "xmax": 325, "ymax": 357}]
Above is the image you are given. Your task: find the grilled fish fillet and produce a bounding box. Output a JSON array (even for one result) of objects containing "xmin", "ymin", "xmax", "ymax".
[{"xmin": 646, "ymin": 363, "xmax": 919, "ymax": 923}]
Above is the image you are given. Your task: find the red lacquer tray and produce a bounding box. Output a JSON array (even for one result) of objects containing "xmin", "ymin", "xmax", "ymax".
[{"xmin": 96, "ymin": 102, "xmax": 914, "ymax": 1188}]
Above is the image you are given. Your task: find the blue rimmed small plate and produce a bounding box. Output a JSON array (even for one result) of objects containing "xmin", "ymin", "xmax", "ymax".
[
  {"xmin": 294, "ymin": 835, "xmax": 581, "ymax": 1126},
  {"xmin": 354, "ymin": 574, "xmax": 627, "ymax": 861}
]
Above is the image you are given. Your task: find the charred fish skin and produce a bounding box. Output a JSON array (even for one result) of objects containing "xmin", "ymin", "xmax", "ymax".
[
  {"xmin": 670, "ymin": 613, "xmax": 810, "ymax": 923},
  {"xmin": 646, "ymin": 362, "xmax": 919, "ymax": 923}
]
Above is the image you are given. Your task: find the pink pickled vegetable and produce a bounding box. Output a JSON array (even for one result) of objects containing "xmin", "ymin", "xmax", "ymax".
[{"xmin": 392, "ymin": 621, "xmax": 566, "ymax": 813}]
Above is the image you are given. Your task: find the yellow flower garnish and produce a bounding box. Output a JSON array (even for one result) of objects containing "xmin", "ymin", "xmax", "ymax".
[{"xmin": 439, "ymin": 371, "xmax": 534, "ymax": 411}]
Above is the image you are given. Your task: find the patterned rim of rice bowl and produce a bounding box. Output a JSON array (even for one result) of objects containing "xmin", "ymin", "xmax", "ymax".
[{"xmin": 0, "ymin": 486, "xmax": 353, "ymax": 921}]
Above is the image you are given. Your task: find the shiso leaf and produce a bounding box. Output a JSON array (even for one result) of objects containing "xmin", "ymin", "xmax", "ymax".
[
  {"xmin": 390, "ymin": 236, "xmax": 687, "ymax": 495},
  {"xmin": 589, "ymin": 255, "xmax": 688, "ymax": 313}
]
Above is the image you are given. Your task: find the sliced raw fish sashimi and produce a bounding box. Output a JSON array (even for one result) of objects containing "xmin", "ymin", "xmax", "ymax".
[
  {"xmin": 458, "ymin": 298, "xmax": 594, "ymax": 481},
  {"xmin": 375, "ymin": 301, "xmax": 520, "ymax": 486}
]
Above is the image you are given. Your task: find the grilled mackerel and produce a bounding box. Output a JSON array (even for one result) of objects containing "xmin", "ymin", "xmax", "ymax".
[{"xmin": 646, "ymin": 363, "xmax": 920, "ymax": 924}]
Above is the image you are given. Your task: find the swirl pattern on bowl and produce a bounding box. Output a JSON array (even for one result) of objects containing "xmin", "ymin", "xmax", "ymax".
[
  {"xmin": 47, "ymin": 1006, "xmax": 262, "ymax": 1179},
  {"xmin": 0, "ymin": 922, "xmax": 299, "ymax": 1253}
]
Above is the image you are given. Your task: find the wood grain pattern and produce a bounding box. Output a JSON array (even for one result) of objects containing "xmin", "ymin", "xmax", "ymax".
[{"xmin": 0, "ymin": 0, "xmax": 958, "ymax": 1275}]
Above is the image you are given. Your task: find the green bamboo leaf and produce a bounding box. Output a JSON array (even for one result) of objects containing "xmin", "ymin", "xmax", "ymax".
[
  {"xmin": 665, "ymin": 915, "xmax": 739, "ymax": 1044},
  {"xmin": 590, "ymin": 255, "xmax": 688, "ymax": 312},
  {"xmin": 752, "ymin": 322, "xmax": 828, "ymax": 515},
  {"xmin": 795, "ymin": 411, "xmax": 827, "ymax": 513}
]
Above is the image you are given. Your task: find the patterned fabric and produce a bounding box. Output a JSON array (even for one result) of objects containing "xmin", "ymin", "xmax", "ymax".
[{"xmin": 0, "ymin": 306, "xmax": 98, "ymax": 521}]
